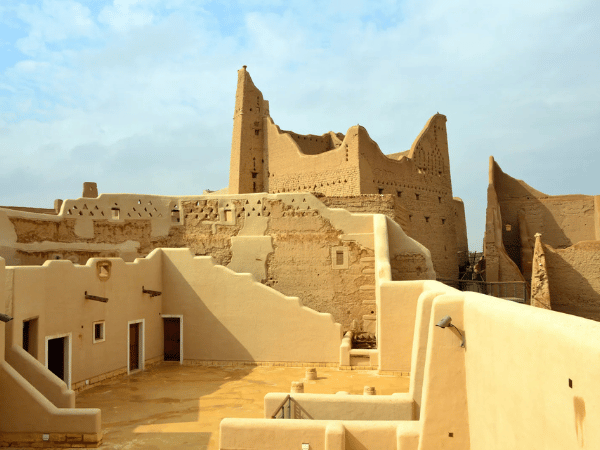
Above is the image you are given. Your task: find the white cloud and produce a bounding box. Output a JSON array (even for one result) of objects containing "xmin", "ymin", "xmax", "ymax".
[{"xmin": 1, "ymin": 0, "xmax": 599, "ymax": 250}]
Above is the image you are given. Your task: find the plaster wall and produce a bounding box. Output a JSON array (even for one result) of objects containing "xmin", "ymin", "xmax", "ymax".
[
  {"xmin": 5, "ymin": 252, "xmax": 164, "ymax": 386},
  {"xmin": 160, "ymin": 249, "xmax": 342, "ymax": 363},
  {"xmin": 463, "ymin": 292, "xmax": 600, "ymax": 450},
  {"xmin": 220, "ymin": 419, "xmax": 421, "ymax": 450}
]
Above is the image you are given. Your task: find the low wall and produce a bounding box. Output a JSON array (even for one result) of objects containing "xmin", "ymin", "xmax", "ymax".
[
  {"xmin": 264, "ymin": 393, "xmax": 415, "ymax": 421},
  {"xmin": 0, "ymin": 361, "xmax": 101, "ymax": 447},
  {"xmin": 5, "ymin": 345, "xmax": 74, "ymax": 408},
  {"xmin": 220, "ymin": 419, "xmax": 421, "ymax": 450},
  {"xmin": 161, "ymin": 249, "xmax": 342, "ymax": 363}
]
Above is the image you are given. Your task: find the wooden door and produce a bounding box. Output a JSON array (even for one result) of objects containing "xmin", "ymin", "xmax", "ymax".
[
  {"xmin": 129, "ymin": 323, "xmax": 140, "ymax": 371},
  {"xmin": 163, "ymin": 318, "xmax": 180, "ymax": 361}
]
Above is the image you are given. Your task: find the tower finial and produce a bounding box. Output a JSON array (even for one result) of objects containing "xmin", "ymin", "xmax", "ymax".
[{"xmin": 242, "ymin": 65, "xmax": 247, "ymax": 70}]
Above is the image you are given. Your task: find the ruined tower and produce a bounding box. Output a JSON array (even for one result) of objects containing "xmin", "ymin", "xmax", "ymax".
[{"xmin": 228, "ymin": 66, "xmax": 268, "ymax": 194}]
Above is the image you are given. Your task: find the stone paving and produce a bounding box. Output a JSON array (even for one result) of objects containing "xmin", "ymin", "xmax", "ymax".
[{"xmin": 76, "ymin": 362, "xmax": 410, "ymax": 450}]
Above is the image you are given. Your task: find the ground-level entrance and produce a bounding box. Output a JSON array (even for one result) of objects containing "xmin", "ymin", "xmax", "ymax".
[
  {"xmin": 128, "ymin": 320, "xmax": 145, "ymax": 373},
  {"xmin": 45, "ymin": 333, "xmax": 71, "ymax": 388},
  {"xmin": 163, "ymin": 316, "xmax": 182, "ymax": 362}
]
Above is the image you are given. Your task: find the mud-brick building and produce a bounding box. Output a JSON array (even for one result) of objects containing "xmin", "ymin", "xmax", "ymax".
[{"xmin": 228, "ymin": 66, "xmax": 468, "ymax": 279}]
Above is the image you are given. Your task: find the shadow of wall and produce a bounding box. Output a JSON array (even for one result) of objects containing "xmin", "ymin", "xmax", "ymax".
[{"xmin": 545, "ymin": 242, "xmax": 600, "ymax": 322}]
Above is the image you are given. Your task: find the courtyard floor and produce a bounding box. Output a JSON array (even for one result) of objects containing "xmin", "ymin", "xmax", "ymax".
[{"xmin": 76, "ymin": 362, "xmax": 410, "ymax": 450}]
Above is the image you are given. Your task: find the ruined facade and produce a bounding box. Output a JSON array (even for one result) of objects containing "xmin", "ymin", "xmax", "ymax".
[
  {"xmin": 228, "ymin": 66, "xmax": 468, "ymax": 280},
  {"xmin": 0, "ymin": 191, "xmax": 434, "ymax": 331},
  {"xmin": 484, "ymin": 156, "xmax": 600, "ymax": 320}
]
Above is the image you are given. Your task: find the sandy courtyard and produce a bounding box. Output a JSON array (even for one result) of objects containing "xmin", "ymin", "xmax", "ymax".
[{"xmin": 76, "ymin": 363, "xmax": 410, "ymax": 449}]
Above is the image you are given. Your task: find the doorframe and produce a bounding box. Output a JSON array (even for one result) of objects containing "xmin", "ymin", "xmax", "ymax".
[
  {"xmin": 127, "ymin": 319, "xmax": 145, "ymax": 374},
  {"xmin": 161, "ymin": 314, "xmax": 183, "ymax": 364},
  {"xmin": 44, "ymin": 332, "xmax": 72, "ymax": 389}
]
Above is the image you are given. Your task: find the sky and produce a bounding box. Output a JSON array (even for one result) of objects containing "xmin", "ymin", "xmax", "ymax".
[{"xmin": 1, "ymin": 0, "xmax": 599, "ymax": 251}]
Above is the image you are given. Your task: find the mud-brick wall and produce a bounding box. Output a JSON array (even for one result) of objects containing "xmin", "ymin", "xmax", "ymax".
[
  {"xmin": 321, "ymin": 195, "xmax": 410, "ymax": 232},
  {"xmin": 390, "ymin": 253, "xmax": 429, "ymax": 281},
  {"xmin": 269, "ymin": 167, "xmax": 361, "ymax": 196},
  {"xmin": 264, "ymin": 200, "xmax": 375, "ymax": 330},
  {"xmin": 545, "ymin": 241, "xmax": 600, "ymax": 322},
  {"xmin": 178, "ymin": 199, "xmax": 245, "ymax": 266}
]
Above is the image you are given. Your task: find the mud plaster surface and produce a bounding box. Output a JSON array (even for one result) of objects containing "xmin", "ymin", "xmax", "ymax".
[{"xmin": 76, "ymin": 363, "xmax": 409, "ymax": 450}]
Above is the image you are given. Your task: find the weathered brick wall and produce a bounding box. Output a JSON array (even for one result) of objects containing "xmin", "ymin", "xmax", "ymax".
[
  {"xmin": 545, "ymin": 241, "xmax": 600, "ymax": 321},
  {"xmin": 284, "ymin": 131, "xmax": 343, "ymax": 155},
  {"xmin": 355, "ymin": 116, "xmax": 460, "ymax": 279},
  {"xmin": 321, "ymin": 194, "xmax": 410, "ymax": 231},
  {"xmin": 492, "ymin": 159, "xmax": 597, "ymax": 274},
  {"xmin": 264, "ymin": 199, "xmax": 375, "ymax": 330}
]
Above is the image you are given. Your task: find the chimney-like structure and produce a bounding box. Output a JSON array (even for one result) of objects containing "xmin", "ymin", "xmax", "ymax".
[{"xmin": 228, "ymin": 66, "xmax": 266, "ymax": 194}]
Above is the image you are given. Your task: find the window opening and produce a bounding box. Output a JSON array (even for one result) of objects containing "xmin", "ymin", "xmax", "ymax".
[{"xmin": 93, "ymin": 321, "xmax": 105, "ymax": 343}]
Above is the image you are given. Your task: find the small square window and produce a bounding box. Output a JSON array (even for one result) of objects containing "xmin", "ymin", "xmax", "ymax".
[
  {"xmin": 255, "ymin": 129, "xmax": 260, "ymax": 136},
  {"xmin": 93, "ymin": 321, "xmax": 105, "ymax": 343},
  {"xmin": 397, "ymin": 191, "xmax": 402, "ymax": 197},
  {"xmin": 415, "ymin": 193, "xmax": 420, "ymax": 200},
  {"xmin": 111, "ymin": 208, "xmax": 120, "ymax": 220},
  {"xmin": 251, "ymin": 172, "xmax": 258, "ymax": 178},
  {"xmin": 378, "ymin": 188, "xmax": 384, "ymax": 195},
  {"xmin": 331, "ymin": 246, "xmax": 349, "ymax": 269}
]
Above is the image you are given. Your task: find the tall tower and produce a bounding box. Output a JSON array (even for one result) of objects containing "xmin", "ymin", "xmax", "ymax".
[{"xmin": 228, "ymin": 66, "xmax": 266, "ymax": 194}]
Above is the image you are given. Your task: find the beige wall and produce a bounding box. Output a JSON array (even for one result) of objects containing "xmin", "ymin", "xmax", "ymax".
[
  {"xmin": 544, "ymin": 241, "xmax": 600, "ymax": 321},
  {"xmin": 227, "ymin": 67, "xmax": 465, "ymax": 280},
  {"xmin": 222, "ymin": 281, "xmax": 600, "ymax": 450},
  {"xmin": 5, "ymin": 253, "xmax": 164, "ymax": 386},
  {"xmin": 161, "ymin": 249, "xmax": 342, "ymax": 363},
  {"xmin": 356, "ymin": 115, "xmax": 461, "ymax": 279},
  {"xmin": 1, "ymin": 192, "xmax": 427, "ymax": 331},
  {"xmin": 486, "ymin": 157, "xmax": 597, "ymax": 281},
  {"xmin": 463, "ymin": 292, "xmax": 600, "ymax": 449}
]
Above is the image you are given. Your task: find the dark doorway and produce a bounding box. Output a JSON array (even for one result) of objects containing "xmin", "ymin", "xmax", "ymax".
[
  {"xmin": 129, "ymin": 323, "xmax": 140, "ymax": 371},
  {"xmin": 163, "ymin": 318, "xmax": 181, "ymax": 362},
  {"xmin": 47, "ymin": 337, "xmax": 65, "ymax": 381},
  {"xmin": 23, "ymin": 318, "xmax": 38, "ymax": 358}
]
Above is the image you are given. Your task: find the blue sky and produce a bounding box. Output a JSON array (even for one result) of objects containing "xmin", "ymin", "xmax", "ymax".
[{"xmin": 1, "ymin": 0, "xmax": 599, "ymax": 250}]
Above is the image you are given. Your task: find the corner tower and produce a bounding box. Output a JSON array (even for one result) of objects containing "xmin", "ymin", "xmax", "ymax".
[{"xmin": 228, "ymin": 66, "xmax": 267, "ymax": 194}]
